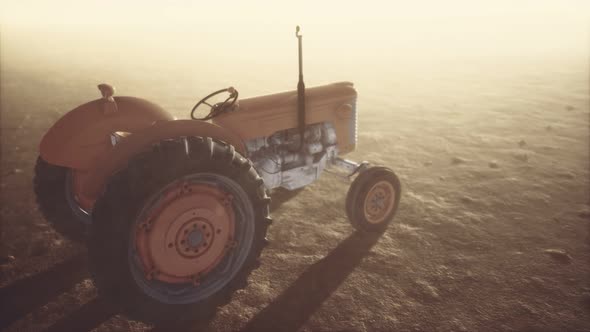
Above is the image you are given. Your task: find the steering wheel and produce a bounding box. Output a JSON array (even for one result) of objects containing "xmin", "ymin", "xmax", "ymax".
[{"xmin": 190, "ymin": 87, "xmax": 239, "ymax": 121}]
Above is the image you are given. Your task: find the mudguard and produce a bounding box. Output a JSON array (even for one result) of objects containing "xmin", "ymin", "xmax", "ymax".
[
  {"xmin": 81, "ymin": 119, "xmax": 247, "ymax": 199},
  {"xmin": 40, "ymin": 93, "xmax": 247, "ymax": 209},
  {"xmin": 40, "ymin": 96, "xmax": 175, "ymax": 169}
]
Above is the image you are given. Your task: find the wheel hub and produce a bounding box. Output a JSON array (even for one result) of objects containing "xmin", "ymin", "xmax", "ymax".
[
  {"xmin": 186, "ymin": 228, "xmax": 204, "ymax": 248},
  {"xmin": 364, "ymin": 180, "xmax": 396, "ymax": 224},
  {"xmin": 135, "ymin": 182, "xmax": 236, "ymax": 284}
]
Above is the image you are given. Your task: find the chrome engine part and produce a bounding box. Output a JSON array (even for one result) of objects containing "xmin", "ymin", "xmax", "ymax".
[{"xmin": 245, "ymin": 122, "xmax": 339, "ymax": 190}]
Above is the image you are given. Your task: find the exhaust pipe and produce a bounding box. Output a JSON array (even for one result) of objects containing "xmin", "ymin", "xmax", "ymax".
[{"xmin": 295, "ymin": 26, "xmax": 306, "ymax": 151}]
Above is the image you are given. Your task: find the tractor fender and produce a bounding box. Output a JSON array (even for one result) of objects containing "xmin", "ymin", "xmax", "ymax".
[
  {"xmin": 81, "ymin": 119, "xmax": 247, "ymax": 199},
  {"xmin": 40, "ymin": 96, "xmax": 175, "ymax": 169}
]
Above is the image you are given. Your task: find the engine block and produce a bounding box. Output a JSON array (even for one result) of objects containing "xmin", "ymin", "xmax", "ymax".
[{"xmin": 245, "ymin": 122, "xmax": 339, "ymax": 190}]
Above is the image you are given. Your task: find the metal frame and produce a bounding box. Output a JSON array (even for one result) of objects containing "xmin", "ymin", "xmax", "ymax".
[{"xmin": 325, "ymin": 157, "xmax": 370, "ymax": 181}]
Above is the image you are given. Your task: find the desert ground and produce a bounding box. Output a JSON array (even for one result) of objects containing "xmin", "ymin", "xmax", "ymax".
[{"xmin": 1, "ymin": 25, "xmax": 589, "ymax": 331}]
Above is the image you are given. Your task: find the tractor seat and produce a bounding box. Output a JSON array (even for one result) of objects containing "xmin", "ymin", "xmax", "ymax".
[{"xmin": 236, "ymin": 81, "xmax": 356, "ymax": 113}]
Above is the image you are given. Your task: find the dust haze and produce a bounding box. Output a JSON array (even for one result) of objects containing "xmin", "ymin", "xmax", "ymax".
[{"xmin": 1, "ymin": 0, "xmax": 590, "ymax": 331}]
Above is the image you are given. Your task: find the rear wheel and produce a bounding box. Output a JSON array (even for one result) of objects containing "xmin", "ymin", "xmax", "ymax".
[
  {"xmin": 34, "ymin": 157, "xmax": 91, "ymax": 242},
  {"xmin": 345, "ymin": 166, "xmax": 401, "ymax": 233},
  {"xmin": 88, "ymin": 137, "xmax": 271, "ymax": 326}
]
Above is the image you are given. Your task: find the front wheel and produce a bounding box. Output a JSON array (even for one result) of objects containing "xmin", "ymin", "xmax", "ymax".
[
  {"xmin": 88, "ymin": 137, "xmax": 271, "ymax": 326},
  {"xmin": 345, "ymin": 166, "xmax": 401, "ymax": 233}
]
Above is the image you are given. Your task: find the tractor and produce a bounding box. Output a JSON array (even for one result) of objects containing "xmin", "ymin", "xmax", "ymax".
[{"xmin": 34, "ymin": 27, "xmax": 401, "ymax": 325}]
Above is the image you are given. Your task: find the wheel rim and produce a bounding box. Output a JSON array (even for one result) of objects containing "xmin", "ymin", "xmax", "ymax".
[
  {"xmin": 363, "ymin": 180, "xmax": 396, "ymax": 224},
  {"xmin": 65, "ymin": 171, "xmax": 92, "ymax": 225},
  {"xmin": 129, "ymin": 173, "xmax": 255, "ymax": 304},
  {"xmin": 135, "ymin": 183, "xmax": 235, "ymax": 284}
]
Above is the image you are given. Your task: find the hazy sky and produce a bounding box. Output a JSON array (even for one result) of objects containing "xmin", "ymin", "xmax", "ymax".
[
  {"xmin": 1, "ymin": 0, "xmax": 588, "ymax": 25},
  {"xmin": 1, "ymin": 0, "xmax": 588, "ymax": 56},
  {"xmin": 1, "ymin": 0, "xmax": 588, "ymax": 83},
  {"xmin": 0, "ymin": 0, "xmax": 588, "ymax": 116}
]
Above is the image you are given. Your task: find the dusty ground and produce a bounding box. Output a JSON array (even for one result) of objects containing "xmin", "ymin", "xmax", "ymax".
[{"xmin": 0, "ymin": 53, "xmax": 589, "ymax": 332}]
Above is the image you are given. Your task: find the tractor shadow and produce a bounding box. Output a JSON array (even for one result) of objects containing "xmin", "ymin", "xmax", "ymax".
[
  {"xmin": 0, "ymin": 188, "xmax": 304, "ymax": 331},
  {"xmin": 42, "ymin": 297, "xmax": 117, "ymax": 332},
  {"xmin": 269, "ymin": 188, "xmax": 305, "ymax": 212},
  {"xmin": 0, "ymin": 219, "xmax": 379, "ymax": 332},
  {"xmin": 150, "ymin": 231, "xmax": 382, "ymax": 332},
  {"xmin": 240, "ymin": 231, "xmax": 382, "ymax": 332},
  {"xmin": 0, "ymin": 253, "xmax": 117, "ymax": 332},
  {"xmin": 0, "ymin": 254, "xmax": 90, "ymax": 329}
]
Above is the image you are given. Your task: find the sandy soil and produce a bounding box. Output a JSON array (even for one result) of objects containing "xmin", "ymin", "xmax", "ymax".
[{"xmin": 1, "ymin": 55, "xmax": 589, "ymax": 332}]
